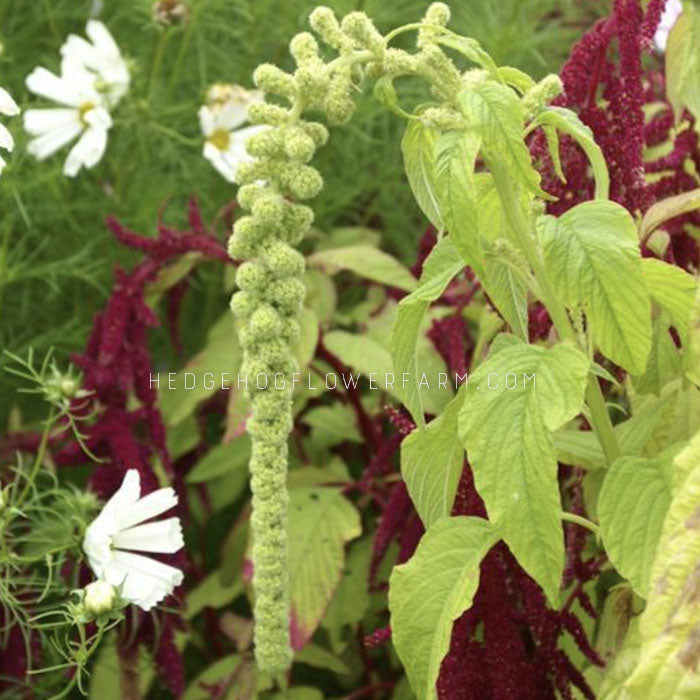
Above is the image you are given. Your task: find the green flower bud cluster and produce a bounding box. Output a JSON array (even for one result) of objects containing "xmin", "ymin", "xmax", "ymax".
[
  {"xmin": 233, "ymin": 2, "xmax": 488, "ymax": 679},
  {"xmin": 521, "ymin": 73, "xmax": 563, "ymax": 121}
]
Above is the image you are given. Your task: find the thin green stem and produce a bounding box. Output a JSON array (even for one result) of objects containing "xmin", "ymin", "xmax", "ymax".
[
  {"xmin": 489, "ymin": 161, "xmax": 620, "ymax": 465},
  {"xmin": 561, "ymin": 511, "xmax": 599, "ymax": 536}
]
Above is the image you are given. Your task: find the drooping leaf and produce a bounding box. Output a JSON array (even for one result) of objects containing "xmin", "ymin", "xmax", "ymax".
[
  {"xmin": 159, "ymin": 313, "xmax": 242, "ymax": 425},
  {"xmin": 390, "ymin": 236, "xmax": 463, "ymax": 425},
  {"xmin": 302, "ymin": 404, "xmax": 362, "ymax": 445},
  {"xmin": 292, "ymin": 306, "xmax": 320, "ymax": 369},
  {"xmin": 598, "ymin": 455, "xmax": 673, "ymax": 597},
  {"xmin": 322, "ymin": 536, "xmax": 372, "ymax": 635},
  {"xmin": 287, "ymin": 487, "xmax": 361, "ymax": 650},
  {"xmin": 459, "ymin": 341, "xmax": 590, "ymax": 603},
  {"xmin": 459, "ymin": 80, "xmax": 545, "ymax": 197},
  {"xmin": 641, "ymin": 257, "xmax": 698, "ymax": 341},
  {"xmin": 389, "ymin": 516, "xmax": 497, "ymax": 700},
  {"xmin": 529, "ymin": 106, "xmax": 610, "ymax": 199},
  {"xmin": 186, "ymin": 436, "xmax": 251, "ymax": 484},
  {"xmin": 434, "ymin": 130, "xmax": 485, "ymax": 277},
  {"xmin": 401, "ymin": 391, "xmax": 464, "ymax": 527},
  {"xmin": 640, "ymin": 188, "xmax": 700, "ymax": 240},
  {"xmin": 324, "ymin": 330, "xmax": 394, "ymax": 378},
  {"xmin": 538, "ymin": 201, "xmax": 652, "ymax": 374},
  {"xmin": 666, "ymin": 3, "xmax": 700, "ymax": 122},
  {"xmin": 401, "ymin": 117, "xmax": 443, "ymax": 229},
  {"xmin": 186, "ymin": 571, "xmax": 244, "ymax": 619},
  {"xmin": 294, "ymin": 642, "xmax": 351, "ymax": 675},
  {"xmin": 624, "ymin": 432, "xmax": 700, "ymax": 697},
  {"xmin": 632, "ymin": 314, "xmax": 682, "ymax": 396},
  {"xmin": 307, "ymin": 244, "xmax": 417, "ymax": 292}
]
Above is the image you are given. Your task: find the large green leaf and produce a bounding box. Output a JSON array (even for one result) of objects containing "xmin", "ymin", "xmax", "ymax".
[
  {"xmin": 459, "ymin": 341, "xmax": 590, "ymax": 603},
  {"xmin": 598, "ymin": 455, "xmax": 673, "ymax": 597},
  {"xmin": 159, "ymin": 313, "xmax": 242, "ymax": 425},
  {"xmin": 632, "ymin": 314, "xmax": 682, "ymax": 396},
  {"xmin": 529, "ymin": 105, "xmax": 610, "ymax": 199},
  {"xmin": 434, "ymin": 130, "xmax": 485, "ymax": 277},
  {"xmin": 624, "ymin": 432, "xmax": 700, "ymax": 698},
  {"xmin": 538, "ymin": 201, "xmax": 652, "ymax": 374},
  {"xmin": 401, "ymin": 391, "xmax": 464, "ymax": 527},
  {"xmin": 287, "ymin": 487, "xmax": 361, "ymax": 650},
  {"xmin": 186, "ymin": 436, "xmax": 251, "ymax": 484},
  {"xmin": 666, "ymin": 3, "xmax": 700, "ymax": 123},
  {"xmin": 389, "ymin": 516, "xmax": 497, "ymax": 700},
  {"xmin": 401, "ymin": 118, "xmax": 443, "ymax": 229},
  {"xmin": 641, "ymin": 257, "xmax": 698, "ymax": 340},
  {"xmin": 459, "ymin": 80, "xmax": 545, "ymax": 197},
  {"xmin": 307, "ymin": 244, "xmax": 417, "ymax": 292},
  {"xmin": 391, "ymin": 236, "xmax": 463, "ymax": 425}
]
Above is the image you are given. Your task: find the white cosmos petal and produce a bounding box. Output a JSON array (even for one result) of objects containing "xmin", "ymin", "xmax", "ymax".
[
  {"xmin": 654, "ymin": 0, "xmax": 683, "ymax": 52},
  {"xmin": 0, "ymin": 87, "xmax": 19, "ymax": 116},
  {"xmin": 26, "ymin": 67, "xmax": 81, "ymax": 107},
  {"xmin": 63, "ymin": 124, "xmax": 108, "ymax": 176},
  {"xmin": 0, "ymin": 154, "xmax": 5, "ymax": 174},
  {"xmin": 198, "ymin": 105, "xmax": 215, "ymax": 137},
  {"xmin": 84, "ymin": 106, "xmax": 112, "ymax": 130},
  {"xmin": 0, "ymin": 123, "xmax": 13, "ymax": 152},
  {"xmin": 27, "ymin": 121, "xmax": 83, "ymax": 160},
  {"xmin": 203, "ymin": 141, "xmax": 236, "ymax": 182},
  {"xmin": 217, "ymin": 100, "xmax": 249, "ymax": 131},
  {"xmin": 23, "ymin": 108, "xmax": 80, "ymax": 136},
  {"xmin": 86, "ymin": 20, "xmax": 120, "ymax": 59},
  {"xmin": 117, "ymin": 487, "xmax": 178, "ymax": 530},
  {"xmin": 107, "ymin": 551, "xmax": 184, "ymax": 611},
  {"xmin": 112, "ymin": 518, "xmax": 184, "ymax": 553},
  {"xmin": 101, "ymin": 469, "xmax": 142, "ymax": 520},
  {"xmin": 61, "ymin": 35, "xmax": 96, "ymax": 67}
]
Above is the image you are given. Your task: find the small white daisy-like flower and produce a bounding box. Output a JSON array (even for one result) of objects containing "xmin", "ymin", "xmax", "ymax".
[
  {"xmin": 83, "ymin": 469, "xmax": 184, "ymax": 612},
  {"xmin": 61, "ymin": 20, "xmax": 130, "ymax": 108},
  {"xmin": 0, "ymin": 84, "xmax": 20, "ymax": 175},
  {"xmin": 199, "ymin": 83, "xmax": 266, "ymax": 183},
  {"xmin": 24, "ymin": 58, "xmax": 113, "ymax": 177},
  {"xmin": 654, "ymin": 0, "xmax": 683, "ymax": 52}
]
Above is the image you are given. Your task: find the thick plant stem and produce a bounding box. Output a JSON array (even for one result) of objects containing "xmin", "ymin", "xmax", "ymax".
[{"xmin": 489, "ymin": 162, "xmax": 620, "ymax": 465}]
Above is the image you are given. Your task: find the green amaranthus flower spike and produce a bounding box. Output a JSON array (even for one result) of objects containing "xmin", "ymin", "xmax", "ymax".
[{"xmin": 230, "ymin": 2, "xmax": 570, "ymax": 678}]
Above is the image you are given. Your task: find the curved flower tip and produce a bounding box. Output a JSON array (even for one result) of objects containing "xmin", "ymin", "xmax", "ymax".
[
  {"xmin": 83, "ymin": 469, "xmax": 185, "ymax": 612},
  {"xmin": 199, "ymin": 83, "xmax": 266, "ymax": 183}
]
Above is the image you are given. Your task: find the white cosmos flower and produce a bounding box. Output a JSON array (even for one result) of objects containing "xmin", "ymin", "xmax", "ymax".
[
  {"xmin": 61, "ymin": 20, "xmax": 129, "ymax": 108},
  {"xmin": 654, "ymin": 0, "xmax": 683, "ymax": 52},
  {"xmin": 199, "ymin": 83, "xmax": 266, "ymax": 183},
  {"xmin": 0, "ymin": 85, "xmax": 20, "ymax": 175},
  {"xmin": 83, "ymin": 469, "xmax": 184, "ymax": 612},
  {"xmin": 24, "ymin": 58, "xmax": 113, "ymax": 177}
]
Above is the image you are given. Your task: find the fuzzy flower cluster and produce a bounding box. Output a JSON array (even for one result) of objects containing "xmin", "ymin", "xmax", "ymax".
[
  {"xmin": 229, "ymin": 3, "xmax": 478, "ymax": 675},
  {"xmin": 23, "ymin": 20, "xmax": 129, "ymax": 176},
  {"xmin": 0, "ymin": 84, "xmax": 19, "ymax": 175}
]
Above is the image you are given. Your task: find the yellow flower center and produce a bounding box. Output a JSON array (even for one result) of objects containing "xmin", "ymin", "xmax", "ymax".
[
  {"xmin": 78, "ymin": 101, "xmax": 95, "ymax": 126},
  {"xmin": 209, "ymin": 128, "xmax": 231, "ymax": 151}
]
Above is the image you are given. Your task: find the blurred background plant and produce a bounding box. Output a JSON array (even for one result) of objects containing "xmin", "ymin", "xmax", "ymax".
[{"xmin": 0, "ymin": 0, "xmax": 595, "ymax": 424}]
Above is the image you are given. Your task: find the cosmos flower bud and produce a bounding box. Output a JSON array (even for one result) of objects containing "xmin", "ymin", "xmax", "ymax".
[
  {"xmin": 152, "ymin": 0, "xmax": 189, "ymax": 26},
  {"xmin": 83, "ymin": 580, "xmax": 117, "ymax": 616}
]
